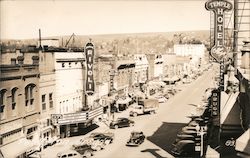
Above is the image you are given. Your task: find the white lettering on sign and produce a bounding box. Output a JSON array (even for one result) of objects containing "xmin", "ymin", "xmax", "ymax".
[
  {"xmin": 205, "ymin": 0, "xmax": 233, "ymax": 62},
  {"xmin": 85, "ymin": 43, "xmax": 95, "ymax": 95}
]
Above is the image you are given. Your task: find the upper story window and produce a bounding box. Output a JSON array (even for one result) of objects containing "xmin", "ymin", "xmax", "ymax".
[
  {"xmin": 42, "ymin": 94, "xmax": 46, "ymax": 110},
  {"xmin": 11, "ymin": 58, "xmax": 16, "ymax": 65},
  {"xmin": 49, "ymin": 93, "xmax": 53, "ymax": 108},
  {"xmin": 0, "ymin": 89, "xmax": 7, "ymax": 119},
  {"xmin": 25, "ymin": 84, "xmax": 36, "ymax": 106},
  {"xmin": 11, "ymin": 88, "xmax": 18, "ymax": 110}
]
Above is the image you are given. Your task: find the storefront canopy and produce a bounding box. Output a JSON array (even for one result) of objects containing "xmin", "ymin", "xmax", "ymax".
[
  {"xmin": 236, "ymin": 129, "xmax": 250, "ymax": 155},
  {"xmin": 163, "ymin": 76, "xmax": 180, "ymax": 82},
  {"xmin": 1, "ymin": 138, "xmax": 37, "ymax": 158},
  {"xmin": 148, "ymin": 81, "xmax": 166, "ymax": 87},
  {"xmin": 116, "ymin": 97, "xmax": 132, "ymax": 104},
  {"xmin": 221, "ymin": 92, "xmax": 239, "ymax": 124}
]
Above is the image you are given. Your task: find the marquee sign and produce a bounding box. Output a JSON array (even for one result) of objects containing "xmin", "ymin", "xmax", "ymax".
[
  {"xmin": 205, "ymin": 0, "xmax": 233, "ymax": 62},
  {"xmin": 85, "ymin": 42, "xmax": 95, "ymax": 95}
]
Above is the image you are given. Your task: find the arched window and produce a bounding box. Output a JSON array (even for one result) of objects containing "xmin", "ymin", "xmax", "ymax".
[
  {"xmin": 0, "ymin": 89, "xmax": 7, "ymax": 119},
  {"xmin": 25, "ymin": 84, "xmax": 36, "ymax": 106},
  {"xmin": 11, "ymin": 88, "xmax": 18, "ymax": 110}
]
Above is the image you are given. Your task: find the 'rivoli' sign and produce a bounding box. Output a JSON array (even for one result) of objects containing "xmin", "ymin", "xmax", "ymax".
[
  {"xmin": 85, "ymin": 42, "xmax": 95, "ymax": 95},
  {"xmin": 205, "ymin": 0, "xmax": 233, "ymax": 62}
]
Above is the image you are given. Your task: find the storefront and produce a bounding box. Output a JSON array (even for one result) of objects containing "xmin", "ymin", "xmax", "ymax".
[
  {"xmin": 52, "ymin": 107, "xmax": 103, "ymax": 138},
  {"xmin": 0, "ymin": 137, "xmax": 37, "ymax": 158}
]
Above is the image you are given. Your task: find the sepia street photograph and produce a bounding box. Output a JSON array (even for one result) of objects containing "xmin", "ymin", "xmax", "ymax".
[{"xmin": 0, "ymin": 0, "xmax": 250, "ymax": 158}]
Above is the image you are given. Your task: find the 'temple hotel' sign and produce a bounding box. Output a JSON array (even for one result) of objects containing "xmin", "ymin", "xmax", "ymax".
[
  {"xmin": 85, "ymin": 42, "xmax": 95, "ymax": 95},
  {"xmin": 205, "ymin": 0, "xmax": 233, "ymax": 62}
]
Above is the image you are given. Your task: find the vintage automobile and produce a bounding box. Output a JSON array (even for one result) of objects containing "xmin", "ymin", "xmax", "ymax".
[
  {"xmin": 88, "ymin": 132, "xmax": 114, "ymax": 145},
  {"xmin": 126, "ymin": 131, "xmax": 145, "ymax": 146},
  {"xmin": 71, "ymin": 144, "xmax": 94, "ymax": 158},
  {"xmin": 109, "ymin": 118, "xmax": 135, "ymax": 129},
  {"xmin": 79, "ymin": 137, "xmax": 105, "ymax": 151}
]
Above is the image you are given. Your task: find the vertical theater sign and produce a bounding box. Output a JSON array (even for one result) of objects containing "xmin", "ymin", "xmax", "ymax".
[
  {"xmin": 85, "ymin": 41, "xmax": 95, "ymax": 96},
  {"xmin": 205, "ymin": 0, "xmax": 233, "ymax": 62}
]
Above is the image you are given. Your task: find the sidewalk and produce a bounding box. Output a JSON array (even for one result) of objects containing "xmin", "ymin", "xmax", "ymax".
[{"xmin": 39, "ymin": 108, "xmax": 131, "ymax": 157}]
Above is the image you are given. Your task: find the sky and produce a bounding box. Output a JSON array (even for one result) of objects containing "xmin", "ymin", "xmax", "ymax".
[{"xmin": 0, "ymin": 0, "xmax": 211, "ymax": 40}]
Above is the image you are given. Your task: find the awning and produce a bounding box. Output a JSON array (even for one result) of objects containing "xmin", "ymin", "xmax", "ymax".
[
  {"xmin": 117, "ymin": 63, "xmax": 135, "ymax": 70},
  {"xmin": 117, "ymin": 97, "xmax": 132, "ymax": 104},
  {"xmin": 163, "ymin": 76, "xmax": 180, "ymax": 82},
  {"xmin": 235, "ymin": 129, "xmax": 250, "ymax": 154},
  {"xmin": 1, "ymin": 138, "xmax": 36, "ymax": 158},
  {"xmin": 148, "ymin": 81, "xmax": 166, "ymax": 87},
  {"xmin": 221, "ymin": 92, "xmax": 239, "ymax": 124}
]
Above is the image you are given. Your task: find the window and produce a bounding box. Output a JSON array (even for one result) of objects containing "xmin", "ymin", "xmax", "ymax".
[
  {"xmin": 25, "ymin": 84, "xmax": 36, "ymax": 106},
  {"xmin": 42, "ymin": 94, "xmax": 46, "ymax": 110},
  {"xmin": 11, "ymin": 88, "xmax": 18, "ymax": 110},
  {"xmin": 0, "ymin": 90, "xmax": 7, "ymax": 117},
  {"xmin": 11, "ymin": 58, "xmax": 16, "ymax": 65},
  {"xmin": 49, "ymin": 93, "xmax": 53, "ymax": 108}
]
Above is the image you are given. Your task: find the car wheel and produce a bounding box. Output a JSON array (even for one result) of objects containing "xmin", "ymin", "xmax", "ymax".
[
  {"xmin": 133, "ymin": 112, "xmax": 138, "ymax": 117},
  {"xmin": 114, "ymin": 125, "xmax": 119, "ymax": 129},
  {"xmin": 131, "ymin": 123, "xmax": 135, "ymax": 126},
  {"xmin": 95, "ymin": 146, "xmax": 101, "ymax": 151},
  {"xmin": 84, "ymin": 150, "xmax": 92, "ymax": 158},
  {"xmin": 105, "ymin": 139, "xmax": 111, "ymax": 145}
]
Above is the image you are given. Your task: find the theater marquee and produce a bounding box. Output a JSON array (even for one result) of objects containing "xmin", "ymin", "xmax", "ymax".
[{"xmin": 205, "ymin": 0, "xmax": 233, "ymax": 62}]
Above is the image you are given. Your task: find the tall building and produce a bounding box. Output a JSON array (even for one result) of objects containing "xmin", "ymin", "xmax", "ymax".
[{"xmin": 0, "ymin": 47, "xmax": 40, "ymax": 157}]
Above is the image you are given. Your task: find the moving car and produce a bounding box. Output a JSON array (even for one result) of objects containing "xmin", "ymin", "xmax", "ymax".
[
  {"xmin": 129, "ymin": 99, "xmax": 159, "ymax": 117},
  {"xmin": 126, "ymin": 131, "xmax": 145, "ymax": 146},
  {"xmin": 79, "ymin": 138, "xmax": 105, "ymax": 151},
  {"xmin": 109, "ymin": 118, "xmax": 135, "ymax": 129}
]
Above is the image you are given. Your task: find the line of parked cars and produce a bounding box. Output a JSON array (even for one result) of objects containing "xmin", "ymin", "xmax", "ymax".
[{"xmin": 57, "ymin": 132, "xmax": 115, "ymax": 158}]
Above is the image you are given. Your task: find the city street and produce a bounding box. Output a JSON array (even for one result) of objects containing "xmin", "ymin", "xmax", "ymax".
[
  {"xmin": 39, "ymin": 66, "xmax": 216, "ymax": 158},
  {"xmin": 89, "ymin": 67, "xmax": 216, "ymax": 158}
]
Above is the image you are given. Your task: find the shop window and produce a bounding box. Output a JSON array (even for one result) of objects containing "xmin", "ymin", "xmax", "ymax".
[
  {"xmin": 49, "ymin": 93, "xmax": 53, "ymax": 108},
  {"xmin": 42, "ymin": 94, "xmax": 46, "ymax": 110},
  {"xmin": 11, "ymin": 58, "xmax": 16, "ymax": 65}
]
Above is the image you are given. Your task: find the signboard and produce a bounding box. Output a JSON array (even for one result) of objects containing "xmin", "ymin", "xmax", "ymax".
[
  {"xmin": 56, "ymin": 107, "xmax": 103, "ymax": 125},
  {"xmin": 219, "ymin": 61, "xmax": 225, "ymax": 91},
  {"xmin": 85, "ymin": 42, "xmax": 95, "ymax": 95},
  {"xmin": 211, "ymin": 89, "xmax": 221, "ymax": 126},
  {"xmin": 205, "ymin": 0, "xmax": 233, "ymax": 62}
]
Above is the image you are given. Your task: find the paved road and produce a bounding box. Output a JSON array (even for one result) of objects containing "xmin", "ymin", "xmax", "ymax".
[{"xmin": 91, "ymin": 68, "xmax": 216, "ymax": 158}]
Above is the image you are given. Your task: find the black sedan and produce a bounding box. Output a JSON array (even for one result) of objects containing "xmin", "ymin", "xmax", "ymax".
[
  {"xmin": 109, "ymin": 118, "xmax": 135, "ymax": 129},
  {"xmin": 126, "ymin": 131, "xmax": 145, "ymax": 146}
]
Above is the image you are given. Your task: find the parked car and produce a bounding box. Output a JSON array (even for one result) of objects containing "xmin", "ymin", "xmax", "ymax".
[
  {"xmin": 126, "ymin": 131, "xmax": 145, "ymax": 146},
  {"xmin": 79, "ymin": 138, "xmax": 105, "ymax": 151},
  {"xmin": 72, "ymin": 144, "xmax": 94, "ymax": 158},
  {"xmin": 88, "ymin": 132, "xmax": 114, "ymax": 145},
  {"xmin": 154, "ymin": 96, "xmax": 167, "ymax": 103},
  {"xmin": 109, "ymin": 118, "xmax": 135, "ymax": 129},
  {"xmin": 171, "ymin": 140, "xmax": 195, "ymax": 156},
  {"xmin": 57, "ymin": 150, "xmax": 82, "ymax": 158}
]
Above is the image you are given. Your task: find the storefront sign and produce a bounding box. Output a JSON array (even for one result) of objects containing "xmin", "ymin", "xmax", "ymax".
[
  {"xmin": 211, "ymin": 89, "xmax": 221, "ymax": 126},
  {"xmin": 205, "ymin": 0, "xmax": 233, "ymax": 62},
  {"xmin": 219, "ymin": 61, "xmax": 225, "ymax": 91},
  {"xmin": 85, "ymin": 42, "xmax": 95, "ymax": 95}
]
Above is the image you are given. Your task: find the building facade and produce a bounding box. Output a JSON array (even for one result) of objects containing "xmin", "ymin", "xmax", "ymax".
[{"xmin": 0, "ymin": 48, "xmax": 40, "ymax": 157}]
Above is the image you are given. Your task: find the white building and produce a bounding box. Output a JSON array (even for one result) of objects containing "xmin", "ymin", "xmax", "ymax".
[
  {"xmin": 54, "ymin": 52, "xmax": 85, "ymax": 114},
  {"xmin": 134, "ymin": 54, "xmax": 149, "ymax": 84}
]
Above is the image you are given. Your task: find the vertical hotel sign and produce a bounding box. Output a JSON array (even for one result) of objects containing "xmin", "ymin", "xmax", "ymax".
[
  {"xmin": 85, "ymin": 42, "xmax": 95, "ymax": 95},
  {"xmin": 205, "ymin": 0, "xmax": 233, "ymax": 62}
]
